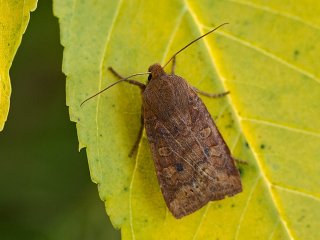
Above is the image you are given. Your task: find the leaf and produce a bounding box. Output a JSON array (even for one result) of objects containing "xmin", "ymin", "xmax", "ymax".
[
  {"xmin": 0, "ymin": 0, "xmax": 37, "ymax": 131},
  {"xmin": 53, "ymin": 0, "xmax": 320, "ymax": 239}
]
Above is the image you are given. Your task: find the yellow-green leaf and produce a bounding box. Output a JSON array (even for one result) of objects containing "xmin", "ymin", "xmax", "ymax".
[
  {"xmin": 0, "ymin": 0, "xmax": 37, "ymax": 131},
  {"xmin": 54, "ymin": 0, "xmax": 320, "ymax": 239}
]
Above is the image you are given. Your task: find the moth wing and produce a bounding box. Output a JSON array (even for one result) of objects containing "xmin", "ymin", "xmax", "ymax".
[{"xmin": 143, "ymin": 76, "xmax": 242, "ymax": 218}]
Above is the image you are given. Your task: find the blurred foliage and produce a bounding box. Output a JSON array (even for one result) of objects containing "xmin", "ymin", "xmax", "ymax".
[
  {"xmin": 0, "ymin": 0, "xmax": 37, "ymax": 130},
  {"xmin": 0, "ymin": 2, "xmax": 120, "ymax": 239}
]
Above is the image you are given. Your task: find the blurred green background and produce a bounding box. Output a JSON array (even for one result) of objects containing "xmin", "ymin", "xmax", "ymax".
[{"xmin": 0, "ymin": 2, "xmax": 120, "ymax": 239}]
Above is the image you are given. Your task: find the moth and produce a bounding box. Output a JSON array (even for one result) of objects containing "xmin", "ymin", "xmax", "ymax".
[{"xmin": 82, "ymin": 23, "xmax": 242, "ymax": 219}]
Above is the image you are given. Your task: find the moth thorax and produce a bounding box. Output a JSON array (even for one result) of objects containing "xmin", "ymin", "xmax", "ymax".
[{"xmin": 148, "ymin": 63, "xmax": 165, "ymax": 79}]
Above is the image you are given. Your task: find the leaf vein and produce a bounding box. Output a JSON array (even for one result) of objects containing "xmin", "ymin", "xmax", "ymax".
[
  {"xmin": 235, "ymin": 176, "xmax": 260, "ymax": 240},
  {"xmin": 268, "ymin": 219, "xmax": 281, "ymax": 240},
  {"xmin": 273, "ymin": 184, "xmax": 320, "ymax": 202},
  {"xmin": 129, "ymin": 150, "xmax": 138, "ymax": 240},
  {"xmin": 161, "ymin": 6, "xmax": 187, "ymax": 64},
  {"xmin": 215, "ymin": 30, "xmax": 320, "ymax": 85},
  {"xmin": 241, "ymin": 117, "xmax": 320, "ymax": 138},
  {"xmin": 228, "ymin": 0, "xmax": 320, "ymax": 31},
  {"xmin": 192, "ymin": 203, "xmax": 210, "ymax": 240},
  {"xmin": 93, "ymin": 0, "xmax": 129, "ymax": 236}
]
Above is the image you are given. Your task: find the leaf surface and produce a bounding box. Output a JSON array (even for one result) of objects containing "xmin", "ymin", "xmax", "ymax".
[
  {"xmin": 0, "ymin": 0, "xmax": 37, "ymax": 130},
  {"xmin": 54, "ymin": 0, "xmax": 320, "ymax": 239}
]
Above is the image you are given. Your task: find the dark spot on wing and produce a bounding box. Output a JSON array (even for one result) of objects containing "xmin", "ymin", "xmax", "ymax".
[
  {"xmin": 204, "ymin": 147, "xmax": 210, "ymax": 157},
  {"xmin": 175, "ymin": 163, "xmax": 184, "ymax": 172}
]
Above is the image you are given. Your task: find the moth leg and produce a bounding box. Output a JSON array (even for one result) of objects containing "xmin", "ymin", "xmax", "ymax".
[
  {"xmin": 192, "ymin": 86, "xmax": 230, "ymax": 98},
  {"xmin": 233, "ymin": 157, "xmax": 248, "ymax": 165},
  {"xmin": 108, "ymin": 67, "xmax": 146, "ymax": 90},
  {"xmin": 108, "ymin": 67, "xmax": 146, "ymax": 157},
  {"xmin": 128, "ymin": 113, "xmax": 144, "ymax": 157},
  {"xmin": 171, "ymin": 56, "xmax": 176, "ymax": 74}
]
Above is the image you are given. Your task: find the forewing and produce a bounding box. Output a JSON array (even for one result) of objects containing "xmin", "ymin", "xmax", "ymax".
[{"xmin": 143, "ymin": 76, "xmax": 242, "ymax": 218}]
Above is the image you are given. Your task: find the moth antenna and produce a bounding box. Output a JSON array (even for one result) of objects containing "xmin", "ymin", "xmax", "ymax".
[
  {"xmin": 80, "ymin": 72, "xmax": 150, "ymax": 107},
  {"xmin": 163, "ymin": 22, "xmax": 229, "ymax": 69}
]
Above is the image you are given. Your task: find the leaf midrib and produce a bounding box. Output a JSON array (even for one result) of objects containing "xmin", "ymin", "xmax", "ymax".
[{"xmin": 184, "ymin": 0, "xmax": 295, "ymax": 239}]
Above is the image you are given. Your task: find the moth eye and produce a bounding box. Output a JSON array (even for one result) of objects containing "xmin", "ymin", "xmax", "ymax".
[{"xmin": 148, "ymin": 74, "xmax": 152, "ymax": 81}]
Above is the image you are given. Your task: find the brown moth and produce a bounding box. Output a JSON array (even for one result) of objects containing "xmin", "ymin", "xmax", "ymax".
[
  {"xmin": 142, "ymin": 64, "xmax": 242, "ymax": 218},
  {"xmin": 82, "ymin": 23, "xmax": 242, "ymax": 219}
]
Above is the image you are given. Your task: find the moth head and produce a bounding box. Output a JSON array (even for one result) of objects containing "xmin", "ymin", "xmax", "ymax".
[{"xmin": 148, "ymin": 63, "xmax": 165, "ymax": 81}]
